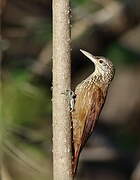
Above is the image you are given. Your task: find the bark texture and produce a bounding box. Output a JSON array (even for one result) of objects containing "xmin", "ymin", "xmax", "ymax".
[{"xmin": 52, "ymin": 0, "xmax": 72, "ymax": 179}]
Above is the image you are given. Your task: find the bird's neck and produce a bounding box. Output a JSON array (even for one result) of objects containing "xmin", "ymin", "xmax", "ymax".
[
  {"xmin": 91, "ymin": 68, "xmax": 112, "ymax": 86},
  {"xmin": 83, "ymin": 73, "xmax": 109, "ymax": 98},
  {"xmin": 88, "ymin": 72, "xmax": 109, "ymax": 86}
]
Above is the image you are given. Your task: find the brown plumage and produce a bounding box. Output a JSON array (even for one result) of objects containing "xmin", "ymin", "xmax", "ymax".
[{"xmin": 72, "ymin": 50, "xmax": 115, "ymax": 175}]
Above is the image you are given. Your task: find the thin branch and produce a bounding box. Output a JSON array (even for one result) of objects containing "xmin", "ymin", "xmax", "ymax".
[{"xmin": 52, "ymin": 0, "xmax": 72, "ymax": 179}]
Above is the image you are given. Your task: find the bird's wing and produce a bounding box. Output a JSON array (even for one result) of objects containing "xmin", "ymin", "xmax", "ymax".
[{"xmin": 72, "ymin": 81, "xmax": 106, "ymax": 155}]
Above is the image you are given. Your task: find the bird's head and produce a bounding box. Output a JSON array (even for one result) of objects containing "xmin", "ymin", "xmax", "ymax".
[{"xmin": 80, "ymin": 49, "xmax": 115, "ymax": 84}]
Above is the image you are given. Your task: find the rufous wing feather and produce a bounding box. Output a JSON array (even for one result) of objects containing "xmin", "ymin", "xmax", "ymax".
[{"xmin": 72, "ymin": 81, "xmax": 107, "ymax": 175}]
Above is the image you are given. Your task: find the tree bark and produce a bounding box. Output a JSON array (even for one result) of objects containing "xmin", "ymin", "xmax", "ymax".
[{"xmin": 52, "ymin": 0, "xmax": 72, "ymax": 180}]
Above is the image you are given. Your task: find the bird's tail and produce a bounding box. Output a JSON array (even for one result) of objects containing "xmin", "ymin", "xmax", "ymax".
[{"xmin": 72, "ymin": 146, "xmax": 81, "ymax": 176}]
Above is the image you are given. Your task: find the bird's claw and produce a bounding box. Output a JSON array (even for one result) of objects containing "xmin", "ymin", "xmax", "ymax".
[{"xmin": 64, "ymin": 90, "xmax": 76, "ymax": 112}]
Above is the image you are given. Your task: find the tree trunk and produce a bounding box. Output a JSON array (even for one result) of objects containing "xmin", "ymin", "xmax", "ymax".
[{"xmin": 52, "ymin": 0, "xmax": 72, "ymax": 179}]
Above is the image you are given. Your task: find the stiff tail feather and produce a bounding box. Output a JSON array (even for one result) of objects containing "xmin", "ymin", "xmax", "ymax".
[{"xmin": 72, "ymin": 146, "xmax": 81, "ymax": 176}]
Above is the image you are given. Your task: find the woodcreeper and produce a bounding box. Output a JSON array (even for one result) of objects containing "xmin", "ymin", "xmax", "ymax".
[{"xmin": 72, "ymin": 50, "xmax": 115, "ymax": 175}]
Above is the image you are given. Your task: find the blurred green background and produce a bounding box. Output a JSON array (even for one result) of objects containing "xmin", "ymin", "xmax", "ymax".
[{"xmin": 1, "ymin": 0, "xmax": 140, "ymax": 179}]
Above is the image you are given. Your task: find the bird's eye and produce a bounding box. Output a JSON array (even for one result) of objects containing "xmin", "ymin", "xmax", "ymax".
[{"xmin": 99, "ymin": 60, "xmax": 103, "ymax": 64}]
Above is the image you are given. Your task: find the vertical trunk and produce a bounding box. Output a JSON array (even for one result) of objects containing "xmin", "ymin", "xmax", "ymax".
[{"xmin": 52, "ymin": 0, "xmax": 72, "ymax": 179}]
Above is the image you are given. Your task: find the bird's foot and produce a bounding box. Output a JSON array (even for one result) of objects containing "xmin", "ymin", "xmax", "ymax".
[{"xmin": 65, "ymin": 90, "xmax": 76, "ymax": 112}]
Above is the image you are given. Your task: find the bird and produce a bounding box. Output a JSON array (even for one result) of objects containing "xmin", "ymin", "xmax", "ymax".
[{"xmin": 72, "ymin": 49, "xmax": 115, "ymax": 175}]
